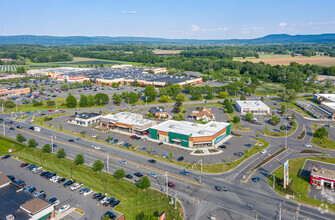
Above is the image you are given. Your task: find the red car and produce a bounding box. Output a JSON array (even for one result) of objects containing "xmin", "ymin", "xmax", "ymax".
[
  {"xmin": 48, "ymin": 109, "xmax": 54, "ymax": 112},
  {"xmin": 20, "ymin": 163, "xmax": 29, "ymax": 168},
  {"xmin": 59, "ymin": 110, "xmax": 66, "ymax": 113},
  {"xmin": 168, "ymin": 182, "xmax": 175, "ymax": 188}
]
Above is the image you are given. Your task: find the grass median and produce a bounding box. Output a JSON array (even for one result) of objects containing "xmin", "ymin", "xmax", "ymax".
[
  {"xmin": 0, "ymin": 136, "xmax": 183, "ymax": 220},
  {"xmin": 311, "ymin": 124, "xmax": 335, "ymax": 150},
  {"xmin": 260, "ymin": 120, "xmax": 297, "ymax": 137},
  {"xmin": 268, "ymin": 157, "xmax": 335, "ymax": 213}
]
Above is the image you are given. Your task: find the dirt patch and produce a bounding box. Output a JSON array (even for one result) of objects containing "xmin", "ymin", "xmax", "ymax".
[
  {"xmin": 153, "ymin": 50, "xmax": 183, "ymax": 55},
  {"xmin": 239, "ymin": 56, "xmax": 335, "ymax": 66}
]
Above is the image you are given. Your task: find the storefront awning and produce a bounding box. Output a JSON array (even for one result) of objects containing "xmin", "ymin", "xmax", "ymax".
[{"xmin": 171, "ymin": 138, "xmax": 181, "ymax": 142}]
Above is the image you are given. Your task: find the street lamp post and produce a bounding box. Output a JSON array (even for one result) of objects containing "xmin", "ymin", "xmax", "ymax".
[
  {"xmin": 51, "ymin": 136, "xmax": 53, "ymax": 154},
  {"xmin": 145, "ymin": 96, "xmax": 148, "ymax": 107}
]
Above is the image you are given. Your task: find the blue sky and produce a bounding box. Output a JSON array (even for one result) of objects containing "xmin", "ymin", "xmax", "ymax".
[{"xmin": 0, "ymin": 0, "xmax": 334, "ymax": 39}]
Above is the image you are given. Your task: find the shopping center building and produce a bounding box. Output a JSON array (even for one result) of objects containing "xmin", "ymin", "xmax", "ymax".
[
  {"xmin": 235, "ymin": 101, "xmax": 270, "ymax": 115},
  {"xmin": 149, "ymin": 120, "xmax": 231, "ymax": 148}
]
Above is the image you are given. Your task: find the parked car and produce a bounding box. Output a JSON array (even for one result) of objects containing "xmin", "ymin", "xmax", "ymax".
[
  {"xmin": 119, "ymin": 160, "xmax": 127, "ymax": 164},
  {"xmin": 218, "ymin": 145, "xmax": 226, "ymax": 149},
  {"xmin": 40, "ymin": 171, "xmax": 50, "ymax": 177},
  {"xmin": 24, "ymin": 186, "xmax": 36, "ymax": 193},
  {"xmin": 104, "ymin": 211, "xmax": 116, "ymax": 219},
  {"xmin": 20, "ymin": 163, "xmax": 29, "ymax": 168},
  {"xmin": 16, "ymin": 125, "xmax": 23, "ymax": 129},
  {"xmin": 58, "ymin": 204, "xmax": 70, "ymax": 213},
  {"xmin": 96, "ymin": 194, "xmax": 106, "ymax": 201},
  {"xmin": 92, "ymin": 134, "xmax": 97, "ymax": 138},
  {"xmin": 303, "ymin": 144, "xmax": 312, "ymax": 148},
  {"xmin": 110, "ymin": 200, "xmax": 121, "ymax": 207},
  {"xmin": 26, "ymin": 164, "xmax": 37, "ymax": 170},
  {"xmin": 92, "ymin": 193, "xmax": 101, "ymax": 199},
  {"xmin": 158, "ymin": 142, "xmax": 163, "ymax": 145},
  {"xmin": 49, "ymin": 197, "xmax": 60, "ymax": 206},
  {"xmin": 141, "ymin": 147, "xmax": 147, "ymax": 151},
  {"xmin": 58, "ymin": 177, "xmax": 66, "ymax": 183},
  {"xmin": 126, "ymin": 174, "xmax": 133, "ymax": 179},
  {"xmin": 151, "ymin": 150, "xmax": 157, "ymax": 155},
  {"xmin": 33, "ymin": 191, "xmax": 45, "ymax": 198},
  {"xmin": 15, "ymin": 180, "xmax": 26, "ymax": 188},
  {"xmin": 215, "ymin": 186, "xmax": 228, "ymax": 191},
  {"xmin": 234, "ymin": 152, "xmax": 244, "ymax": 157},
  {"xmin": 63, "ymin": 179, "xmax": 75, "ymax": 187},
  {"xmin": 32, "ymin": 167, "xmax": 42, "ymax": 174},
  {"xmin": 134, "ymin": 172, "xmax": 143, "ymax": 177},
  {"xmin": 70, "ymin": 183, "xmax": 83, "ymax": 191},
  {"xmin": 83, "ymin": 188, "xmax": 93, "ymax": 196},
  {"xmin": 1, "ymin": 154, "xmax": 10, "ymax": 159},
  {"xmin": 244, "ymin": 144, "xmax": 253, "ymax": 147},
  {"xmin": 162, "ymin": 153, "xmax": 168, "ymax": 158},
  {"xmin": 68, "ymin": 139, "xmax": 74, "ymax": 142},
  {"xmin": 252, "ymin": 177, "xmax": 261, "ymax": 182},
  {"xmin": 7, "ymin": 175, "xmax": 15, "ymax": 181}
]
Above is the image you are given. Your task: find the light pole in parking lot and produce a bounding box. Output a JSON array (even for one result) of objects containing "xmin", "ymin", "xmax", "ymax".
[
  {"xmin": 2, "ymin": 122, "xmax": 5, "ymax": 137},
  {"xmin": 51, "ymin": 136, "xmax": 53, "ymax": 154},
  {"xmin": 145, "ymin": 96, "xmax": 148, "ymax": 107},
  {"xmin": 165, "ymin": 172, "xmax": 168, "ymax": 196}
]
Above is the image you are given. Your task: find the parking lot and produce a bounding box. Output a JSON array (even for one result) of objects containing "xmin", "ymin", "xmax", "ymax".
[{"xmin": 0, "ymin": 157, "xmax": 122, "ymax": 219}]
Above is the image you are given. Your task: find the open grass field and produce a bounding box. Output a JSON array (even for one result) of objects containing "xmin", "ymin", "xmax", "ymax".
[
  {"xmin": 236, "ymin": 55, "xmax": 335, "ymax": 66},
  {"xmin": 0, "ymin": 137, "xmax": 24, "ymax": 156},
  {"xmin": 311, "ymin": 124, "xmax": 335, "ymax": 150},
  {"xmin": 268, "ymin": 157, "xmax": 335, "ymax": 212},
  {"xmin": 0, "ymin": 136, "xmax": 183, "ymax": 219},
  {"xmin": 255, "ymin": 83, "xmax": 285, "ymax": 95}
]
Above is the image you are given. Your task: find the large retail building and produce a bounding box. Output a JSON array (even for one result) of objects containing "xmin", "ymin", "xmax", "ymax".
[
  {"xmin": 235, "ymin": 101, "xmax": 270, "ymax": 115},
  {"xmin": 149, "ymin": 120, "xmax": 231, "ymax": 148}
]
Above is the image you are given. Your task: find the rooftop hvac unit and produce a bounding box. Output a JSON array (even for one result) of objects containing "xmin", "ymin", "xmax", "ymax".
[
  {"xmin": 169, "ymin": 125, "xmax": 175, "ymax": 128},
  {"xmin": 210, "ymin": 124, "xmax": 217, "ymax": 127},
  {"xmin": 198, "ymin": 130, "xmax": 205, "ymax": 135}
]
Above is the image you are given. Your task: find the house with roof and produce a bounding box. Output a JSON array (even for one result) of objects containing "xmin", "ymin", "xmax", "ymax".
[
  {"xmin": 189, "ymin": 106, "xmax": 215, "ymax": 122},
  {"xmin": 148, "ymin": 106, "xmax": 169, "ymax": 118}
]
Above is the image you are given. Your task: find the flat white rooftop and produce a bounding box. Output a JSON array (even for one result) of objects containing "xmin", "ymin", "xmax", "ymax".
[
  {"xmin": 236, "ymin": 100, "xmax": 269, "ymax": 109},
  {"xmin": 317, "ymin": 94, "xmax": 335, "ymax": 103},
  {"xmin": 323, "ymin": 102, "xmax": 335, "ymax": 111},
  {"xmin": 101, "ymin": 112, "xmax": 156, "ymax": 126},
  {"xmin": 150, "ymin": 120, "xmax": 230, "ymax": 137}
]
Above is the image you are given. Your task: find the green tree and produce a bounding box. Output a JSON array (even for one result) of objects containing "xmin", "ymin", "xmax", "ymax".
[
  {"xmin": 280, "ymin": 125, "xmax": 286, "ymax": 131},
  {"xmin": 245, "ymin": 112, "xmax": 253, "ymax": 121},
  {"xmin": 59, "ymin": 123, "xmax": 62, "ymax": 131},
  {"xmin": 28, "ymin": 138, "xmax": 37, "ymax": 147},
  {"xmin": 87, "ymin": 94, "xmax": 95, "ymax": 106},
  {"xmin": 4, "ymin": 100, "xmax": 15, "ymax": 108},
  {"xmin": 74, "ymin": 154, "xmax": 85, "ymax": 165},
  {"xmin": 291, "ymin": 113, "xmax": 296, "ymax": 120},
  {"xmin": 240, "ymin": 93, "xmax": 246, "ymax": 100},
  {"xmin": 281, "ymin": 105, "xmax": 286, "ymax": 113},
  {"xmin": 42, "ymin": 144, "xmax": 51, "ymax": 153},
  {"xmin": 169, "ymin": 151, "xmax": 173, "ymax": 160},
  {"xmin": 314, "ymin": 127, "xmax": 328, "ymax": 138},
  {"xmin": 114, "ymin": 169, "xmax": 126, "ymax": 179},
  {"xmin": 144, "ymin": 86, "xmax": 157, "ymax": 102},
  {"xmin": 325, "ymin": 79, "xmax": 333, "ymax": 88},
  {"xmin": 233, "ymin": 116, "xmax": 240, "ymax": 123},
  {"xmin": 218, "ymin": 91, "xmax": 228, "ymax": 99},
  {"xmin": 160, "ymin": 95, "xmax": 169, "ymax": 103},
  {"xmin": 16, "ymin": 133, "xmax": 25, "ymax": 142},
  {"xmin": 113, "ymin": 93, "xmax": 122, "ymax": 104},
  {"xmin": 79, "ymin": 94, "xmax": 88, "ymax": 107},
  {"xmin": 92, "ymin": 159, "xmax": 104, "ymax": 171},
  {"xmin": 57, "ymin": 148, "xmax": 66, "ymax": 158},
  {"xmin": 66, "ymin": 93, "xmax": 77, "ymax": 108},
  {"xmin": 138, "ymin": 176, "xmax": 151, "ymax": 189},
  {"xmin": 270, "ymin": 116, "xmax": 280, "ymax": 125},
  {"xmin": 278, "ymin": 89, "xmax": 296, "ymax": 102},
  {"xmin": 190, "ymin": 90, "xmax": 202, "ymax": 100},
  {"xmin": 260, "ymin": 96, "xmax": 264, "ymax": 102},
  {"xmin": 176, "ymin": 94, "xmax": 185, "ymax": 101},
  {"xmin": 81, "ymin": 130, "xmax": 86, "ymax": 136},
  {"xmin": 94, "ymin": 93, "xmax": 109, "ymax": 105},
  {"xmin": 205, "ymin": 91, "xmax": 213, "ymax": 100}
]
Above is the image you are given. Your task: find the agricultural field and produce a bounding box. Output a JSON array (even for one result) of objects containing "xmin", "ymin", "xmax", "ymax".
[
  {"xmin": 235, "ymin": 54, "xmax": 335, "ymax": 66},
  {"xmin": 0, "ymin": 65, "xmax": 22, "ymax": 72},
  {"xmin": 153, "ymin": 50, "xmax": 183, "ymax": 55}
]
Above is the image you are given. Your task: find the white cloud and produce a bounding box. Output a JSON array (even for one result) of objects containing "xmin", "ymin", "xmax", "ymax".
[
  {"xmin": 191, "ymin": 24, "xmax": 228, "ymax": 32},
  {"xmin": 121, "ymin": 10, "xmax": 136, "ymax": 13},
  {"xmin": 191, "ymin": 24, "xmax": 200, "ymax": 31},
  {"xmin": 279, "ymin": 22, "xmax": 287, "ymax": 27}
]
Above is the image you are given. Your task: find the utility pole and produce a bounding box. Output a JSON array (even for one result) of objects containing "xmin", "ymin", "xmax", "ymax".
[
  {"xmin": 3, "ymin": 122, "xmax": 5, "ymax": 136},
  {"xmin": 145, "ymin": 96, "xmax": 148, "ymax": 107},
  {"xmin": 174, "ymin": 193, "xmax": 177, "ymax": 209},
  {"xmin": 279, "ymin": 202, "xmax": 282, "ymax": 220},
  {"xmin": 106, "ymin": 153, "xmax": 109, "ymax": 175}
]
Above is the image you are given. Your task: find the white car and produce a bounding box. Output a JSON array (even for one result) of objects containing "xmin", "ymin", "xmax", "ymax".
[
  {"xmin": 50, "ymin": 176, "xmax": 59, "ymax": 182},
  {"xmin": 119, "ymin": 160, "xmax": 127, "ymax": 164},
  {"xmin": 260, "ymin": 149, "xmax": 267, "ymax": 154},
  {"xmin": 58, "ymin": 204, "xmax": 70, "ymax": 213},
  {"xmin": 53, "ymin": 199, "xmax": 60, "ymax": 206},
  {"xmin": 53, "ymin": 136, "xmax": 57, "ymax": 139},
  {"xmin": 83, "ymin": 188, "xmax": 92, "ymax": 196},
  {"xmin": 303, "ymin": 144, "xmax": 312, "ymax": 148},
  {"xmin": 94, "ymin": 146, "xmax": 101, "ymax": 150},
  {"xmin": 92, "ymin": 134, "xmax": 97, "ymax": 138},
  {"xmin": 118, "ymin": 141, "xmax": 124, "ymax": 146},
  {"xmin": 148, "ymin": 172, "xmax": 157, "ymax": 178},
  {"xmin": 101, "ymin": 197, "xmax": 109, "ymax": 204},
  {"xmin": 70, "ymin": 183, "xmax": 83, "ymax": 191},
  {"xmin": 32, "ymin": 167, "xmax": 42, "ymax": 174}
]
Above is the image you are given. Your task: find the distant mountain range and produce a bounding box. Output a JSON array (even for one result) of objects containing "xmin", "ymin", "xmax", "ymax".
[{"xmin": 0, "ymin": 34, "xmax": 335, "ymax": 45}]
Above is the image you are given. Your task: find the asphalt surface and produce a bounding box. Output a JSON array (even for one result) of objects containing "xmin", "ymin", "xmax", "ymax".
[{"xmin": 1, "ymin": 94, "xmax": 335, "ymax": 220}]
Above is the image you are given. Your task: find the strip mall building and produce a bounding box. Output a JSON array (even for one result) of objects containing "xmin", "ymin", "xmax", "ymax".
[{"xmin": 149, "ymin": 120, "xmax": 231, "ymax": 148}]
